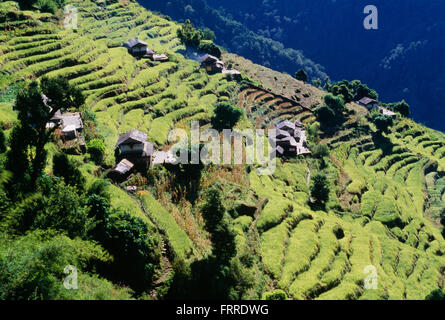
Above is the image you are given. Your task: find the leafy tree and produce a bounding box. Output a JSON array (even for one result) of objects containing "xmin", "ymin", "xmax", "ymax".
[
  {"xmin": 390, "ymin": 100, "xmax": 410, "ymax": 117},
  {"xmin": 7, "ymin": 176, "xmax": 93, "ymax": 238},
  {"xmin": 87, "ymin": 194, "xmax": 111, "ymax": 242},
  {"xmin": 328, "ymin": 80, "xmax": 378, "ymax": 103},
  {"xmin": 103, "ymin": 212, "xmax": 160, "ymax": 293},
  {"xmin": 310, "ymin": 173, "xmax": 330, "ymax": 207},
  {"xmin": 372, "ymin": 113, "xmax": 393, "ymax": 135},
  {"xmin": 200, "ymin": 186, "xmax": 236, "ymax": 262},
  {"xmin": 177, "ymin": 19, "xmax": 203, "ymax": 47},
  {"xmin": 316, "ymin": 94, "xmax": 347, "ymax": 130},
  {"xmin": 211, "ymin": 102, "xmax": 243, "ymax": 130},
  {"xmin": 201, "ymin": 27, "xmax": 216, "ymax": 41},
  {"xmin": 295, "ymin": 68, "xmax": 308, "ymax": 83},
  {"xmin": 312, "ymin": 144, "xmax": 329, "ymax": 159},
  {"xmin": 198, "ymin": 41, "xmax": 222, "ymax": 58},
  {"xmin": 314, "ymin": 105, "xmax": 335, "ymax": 127},
  {"xmin": 6, "ymin": 77, "xmax": 84, "ymax": 192},
  {"xmin": 52, "ymin": 152, "xmax": 85, "ymax": 189},
  {"xmin": 331, "ymin": 83, "xmax": 353, "ymax": 103},
  {"xmin": 87, "ymin": 139, "xmax": 105, "ymax": 165},
  {"xmin": 312, "ymin": 78, "xmax": 322, "ymax": 88}
]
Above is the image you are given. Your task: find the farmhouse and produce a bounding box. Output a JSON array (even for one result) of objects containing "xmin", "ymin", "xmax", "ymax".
[
  {"xmin": 115, "ymin": 129, "xmax": 154, "ymax": 173},
  {"xmin": 358, "ymin": 97, "xmax": 379, "ymax": 110},
  {"xmin": 200, "ymin": 54, "xmax": 225, "ymax": 74},
  {"xmin": 108, "ymin": 159, "xmax": 134, "ymax": 182},
  {"xmin": 60, "ymin": 112, "xmax": 83, "ymax": 140},
  {"xmin": 270, "ymin": 120, "xmax": 311, "ymax": 157},
  {"xmin": 199, "ymin": 54, "xmax": 241, "ymax": 78},
  {"xmin": 125, "ymin": 39, "xmax": 149, "ymax": 56}
]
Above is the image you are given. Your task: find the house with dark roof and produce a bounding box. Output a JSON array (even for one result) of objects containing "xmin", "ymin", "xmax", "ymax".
[
  {"xmin": 358, "ymin": 97, "xmax": 379, "ymax": 110},
  {"xmin": 200, "ymin": 54, "xmax": 225, "ymax": 74},
  {"xmin": 108, "ymin": 159, "xmax": 134, "ymax": 182},
  {"xmin": 270, "ymin": 119, "xmax": 311, "ymax": 158},
  {"xmin": 125, "ymin": 39, "xmax": 149, "ymax": 56},
  {"xmin": 116, "ymin": 129, "xmax": 154, "ymax": 172}
]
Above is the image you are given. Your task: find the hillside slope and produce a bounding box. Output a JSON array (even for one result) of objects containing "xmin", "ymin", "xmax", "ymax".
[{"xmin": 0, "ymin": 0, "xmax": 444, "ymax": 300}]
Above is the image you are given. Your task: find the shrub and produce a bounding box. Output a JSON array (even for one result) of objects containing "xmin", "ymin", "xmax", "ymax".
[
  {"xmin": 263, "ymin": 289, "xmax": 287, "ymax": 300},
  {"xmin": 211, "ymin": 102, "xmax": 244, "ymax": 130},
  {"xmin": 295, "ymin": 69, "xmax": 308, "ymax": 83},
  {"xmin": 310, "ymin": 173, "xmax": 330, "ymax": 207},
  {"xmin": 52, "ymin": 152, "xmax": 85, "ymax": 189},
  {"xmin": 198, "ymin": 41, "xmax": 221, "ymax": 58},
  {"xmin": 312, "ymin": 144, "xmax": 329, "ymax": 159},
  {"xmin": 87, "ymin": 139, "xmax": 105, "ymax": 165},
  {"xmin": 177, "ymin": 20, "xmax": 203, "ymax": 47},
  {"xmin": 103, "ymin": 212, "xmax": 160, "ymax": 293}
]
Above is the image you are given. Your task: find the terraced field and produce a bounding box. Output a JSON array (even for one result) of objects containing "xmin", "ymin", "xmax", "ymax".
[
  {"xmin": 237, "ymin": 86, "xmax": 314, "ymax": 129},
  {"xmin": 0, "ymin": 0, "xmax": 237, "ymax": 261}
]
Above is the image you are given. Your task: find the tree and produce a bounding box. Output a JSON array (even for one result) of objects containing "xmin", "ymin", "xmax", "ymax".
[
  {"xmin": 198, "ymin": 41, "xmax": 222, "ymax": 58},
  {"xmin": 201, "ymin": 27, "xmax": 216, "ymax": 41},
  {"xmin": 211, "ymin": 102, "xmax": 243, "ymax": 130},
  {"xmin": 103, "ymin": 213, "xmax": 160, "ymax": 293},
  {"xmin": 391, "ymin": 100, "xmax": 410, "ymax": 117},
  {"xmin": 295, "ymin": 69, "xmax": 308, "ymax": 83},
  {"xmin": 315, "ymin": 105, "xmax": 335, "ymax": 127},
  {"xmin": 372, "ymin": 113, "xmax": 393, "ymax": 135},
  {"xmin": 200, "ymin": 186, "xmax": 236, "ymax": 262},
  {"xmin": 312, "ymin": 78, "xmax": 322, "ymax": 88},
  {"xmin": 0, "ymin": 230, "xmax": 130, "ymax": 300},
  {"xmin": 6, "ymin": 77, "xmax": 84, "ymax": 191},
  {"xmin": 425, "ymin": 289, "xmax": 445, "ymax": 300},
  {"xmin": 310, "ymin": 173, "xmax": 330, "ymax": 207},
  {"xmin": 312, "ymin": 144, "xmax": 329, "ymax": 159},
  {"xmin": 52, "ymin": 152, "xmax": 85, "ymax": 189},
  {"xmin": 177, "ymin": 20, "xmax": 203, "ymax": 47}
]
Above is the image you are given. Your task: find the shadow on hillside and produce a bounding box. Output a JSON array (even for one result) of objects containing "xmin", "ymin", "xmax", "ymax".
[{"xmin": 371, "ymin": 133, "xmax": 395, "ymax": 156}]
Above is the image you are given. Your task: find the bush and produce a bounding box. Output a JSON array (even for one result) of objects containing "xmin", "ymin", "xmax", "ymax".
[
  {"xmin": 312, "ymin": 144, "xmax": 329, "ymax": 159},
  {"xmin": 0, "ymin": 230, "xmax": 131, "ymax": 300},
  {"xmin": 310, "ymin": 173, "xmax": 330, "ymax": 207},
  {"xmin": 177, "ymin": 20, "xmax": 203, "ymax": 47},
  {"xmin": 52, "ymin": 152, "xmax": 85, "ymax": 189},
  {"xmin": 263, "ymin": 289, "xmax": 287, "ymax": 300},
  {"xmin": 103, "ymin": 212, "xmax": 160, "ymax": 293},
  {"xmin": 211, "ymin": 102, "xmax": 244, "ymax": 131},
  {"xmin": 198, "ymin": 41, "xmax": 222, "ymax": 58},
  {"xmin": 87, "ymin": 139, "xmax": 105, "ymax": 165},
  {"xmin": 295, "ymin": 69, "xmax": 308, "ymax": 83}
]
